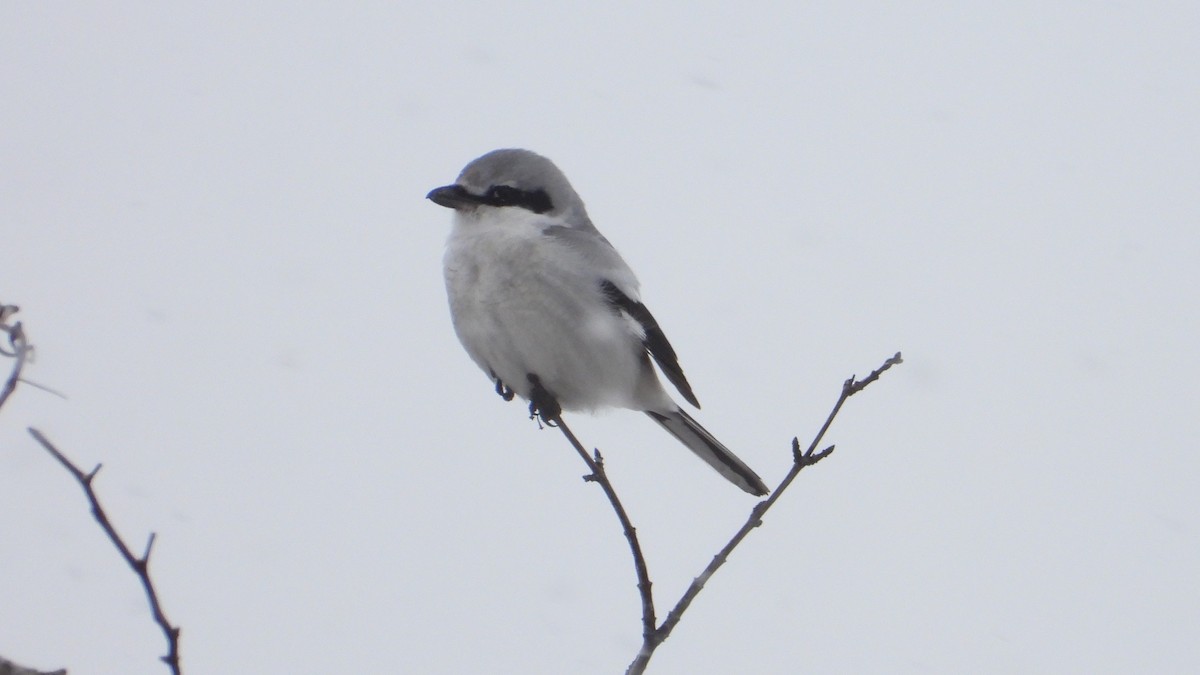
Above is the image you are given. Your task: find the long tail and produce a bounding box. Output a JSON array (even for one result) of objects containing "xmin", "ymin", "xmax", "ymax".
[{"xmin": 645, "ymin": 409, "xmax": 769, "ymax": 496}]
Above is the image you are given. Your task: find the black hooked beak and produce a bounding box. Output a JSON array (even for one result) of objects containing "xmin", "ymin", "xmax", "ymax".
[{"xmin": 426, "ymin": 184, "xmax": 482, "ymax": 210}]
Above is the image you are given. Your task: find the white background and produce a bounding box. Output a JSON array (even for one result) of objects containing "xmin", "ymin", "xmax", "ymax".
[{"xmin": 2, "ymin": 3, "xmax": 1197, "ymax": 673}]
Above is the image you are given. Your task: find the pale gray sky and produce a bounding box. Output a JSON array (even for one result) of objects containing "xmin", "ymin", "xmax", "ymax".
[{"xmin": 2, "ymin": 3, "xmax": 1197, "ymax": 673}]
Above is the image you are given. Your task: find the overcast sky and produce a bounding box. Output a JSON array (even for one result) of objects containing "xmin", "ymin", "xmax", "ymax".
[{"xmin": 2, "ymin": 3, "xmax": 1197, "ymax": 674}]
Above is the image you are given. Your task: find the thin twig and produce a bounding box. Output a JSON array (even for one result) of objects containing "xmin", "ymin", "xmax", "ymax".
[
  {"xmin": 625, "ymin": 351, "xmax": 903, "ymax": 675},
  {"xmin": 547, "ymin": 415, "xmax": 658, "ymax": 642},
  {"xmin": 27, "ymin": 428, "xmax": 182, "ymax": 675},
  {"xmin": 16, "ymin": 377, "xmax": 68, "ymax": 400}
]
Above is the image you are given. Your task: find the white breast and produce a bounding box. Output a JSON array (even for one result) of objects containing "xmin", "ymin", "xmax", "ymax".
[{"xmin": 443, "ymin": 209, "xmax": 658, "ymax": 411}]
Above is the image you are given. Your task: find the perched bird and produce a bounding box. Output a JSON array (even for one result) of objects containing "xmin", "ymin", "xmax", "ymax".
[{"xmin": 427, "ymin": 149, "xmax": 768, "ymax": 496}]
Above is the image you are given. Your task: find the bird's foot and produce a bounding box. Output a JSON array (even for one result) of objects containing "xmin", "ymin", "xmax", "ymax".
[
  {"xmin": 526, "ymin": 373, "xmax": 561, "ymax": 428},
  {"xmin": 493, "ymin": 375, "xmax": 515, "ymax": 402}
]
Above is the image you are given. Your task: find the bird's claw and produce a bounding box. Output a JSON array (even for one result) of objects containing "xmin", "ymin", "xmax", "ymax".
[
  {"xmin": 494, "ymin": 376, "xmax": 515, "ymax": 402},
  {"xmin": 526, "ymin": 373, "xmax": 561, "ymax": 427}
]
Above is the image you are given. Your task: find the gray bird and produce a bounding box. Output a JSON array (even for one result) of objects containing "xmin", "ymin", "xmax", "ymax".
[{"xmin": 427, "ymin": 149, "xmax": 768, "ymax": 496}]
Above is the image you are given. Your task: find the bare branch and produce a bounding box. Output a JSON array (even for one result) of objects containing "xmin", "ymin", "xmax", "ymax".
[
  {"xmin": 0, "ymin": 307, "xmax": 64, "ymax": 674},
  {"xmin": 625, "ymin": 351, "xmax": 903, "ymax": 674},
  {"xmin": 0, "ymin": 303, "xmax": 30, "ymax": 414},
  {"xmin": 846, "ymin": 351, "xmax": 904, "ymax": 396},
  {"xmin": 27, "ymin": 429, "xmax": 182, "ymax": 675},
  {"xmin": 544, "ymin": 414, "xmax": 658, "ymax": 642}
]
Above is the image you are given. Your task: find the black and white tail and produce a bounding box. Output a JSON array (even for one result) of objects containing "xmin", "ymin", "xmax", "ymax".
[{"xmin": 645, "ymin": 409, "xmax": 769, "ymax": 496}]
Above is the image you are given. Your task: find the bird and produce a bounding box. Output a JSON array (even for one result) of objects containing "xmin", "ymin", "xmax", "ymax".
[{"xmin": 427, "ymin": 148, "xmax": 769, "ymax": 496}]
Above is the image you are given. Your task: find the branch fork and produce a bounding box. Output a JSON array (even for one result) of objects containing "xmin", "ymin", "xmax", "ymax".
[{"xmin": 536, "ymin": 351, "xmax": 902, "ymax": 674}]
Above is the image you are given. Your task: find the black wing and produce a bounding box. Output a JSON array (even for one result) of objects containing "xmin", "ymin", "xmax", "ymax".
[{"xmin": 599, "ymin": 280, "xmax": 701, "ymax": 408}]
